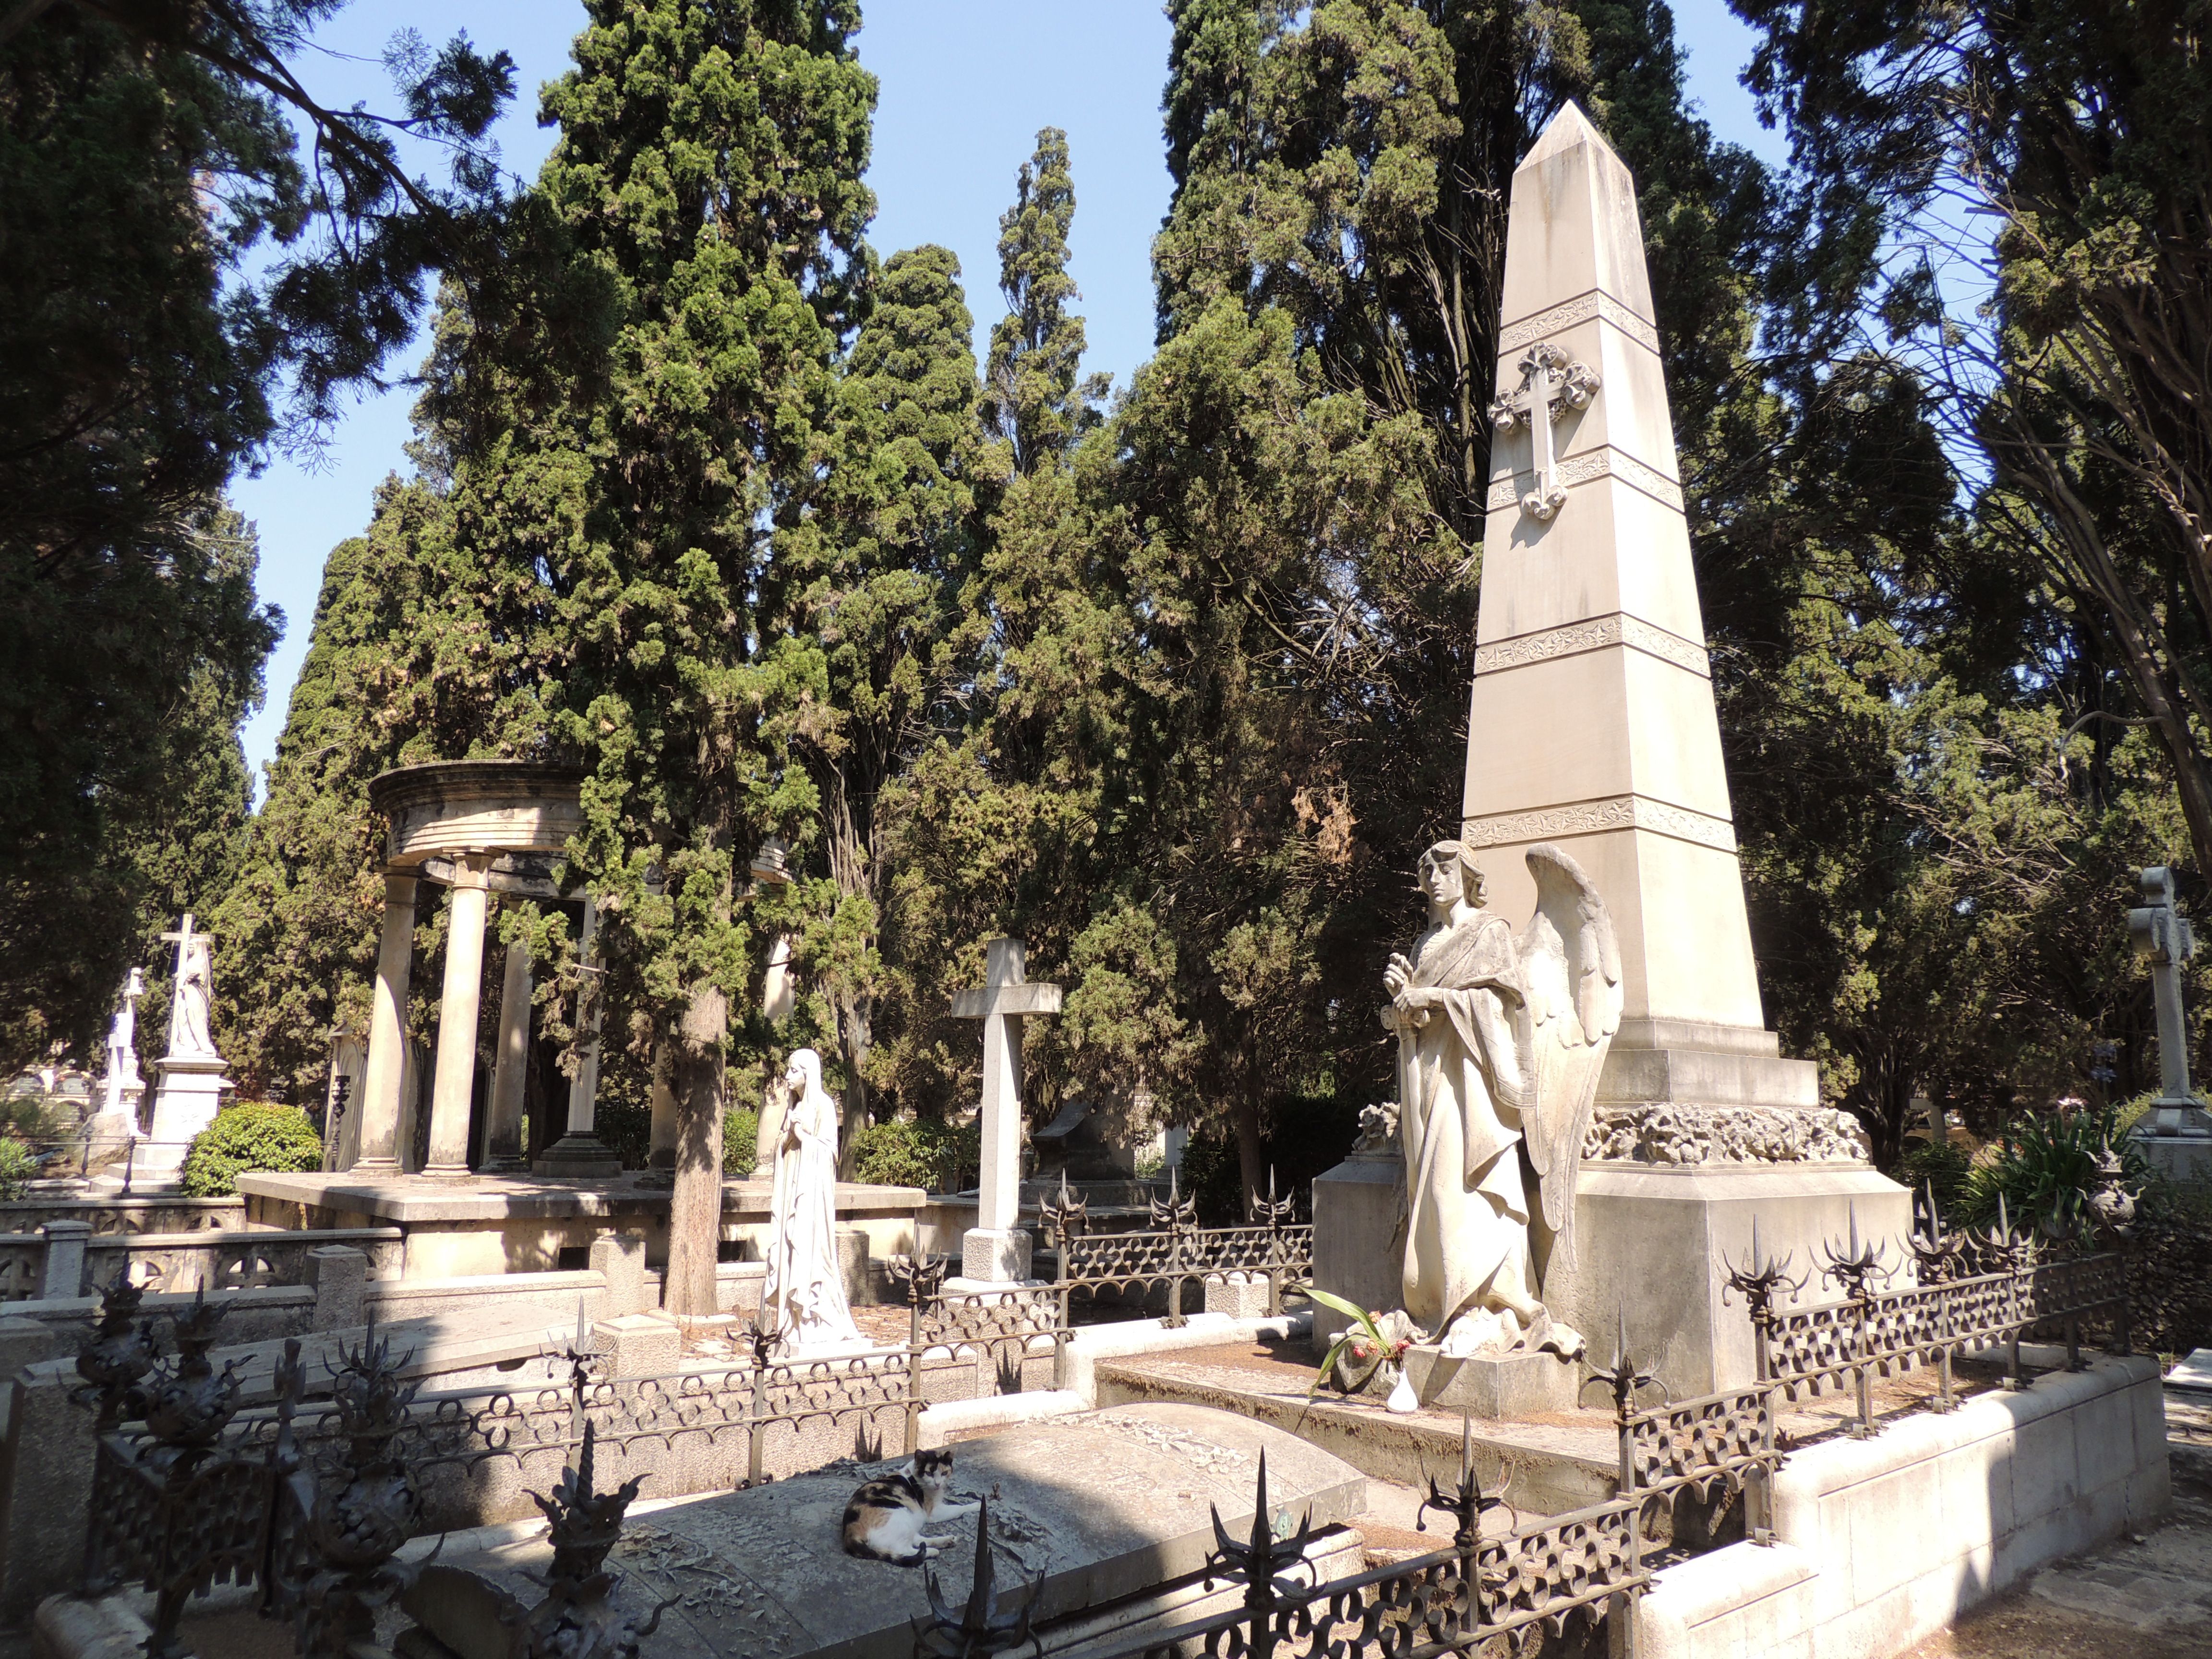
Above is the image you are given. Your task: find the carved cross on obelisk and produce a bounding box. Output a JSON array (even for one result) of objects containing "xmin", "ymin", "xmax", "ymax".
[
  {"xmin": 950, "ymin": 937, "xmax": 1062, "ymax": 1282},
  {"xmin": 1488, "ymin": 340, "xmax": 1600, "ymax": 521},
  {"xmin": 2128, "ymin": 866, "xmax": 2208, "ymax": 1139}
]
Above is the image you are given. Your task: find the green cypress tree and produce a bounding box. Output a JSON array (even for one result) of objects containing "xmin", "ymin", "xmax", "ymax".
[
  {"xmin": 521, "ymin": 0, "xmax": 876, "ymax": 1314},
  {"xmin": 781, "ymin": 243, "xmax": 998, "ymax": 1167},
  {"xmin": 982, "ymin": 130, "xmax": 1110, "ymax": 476}
]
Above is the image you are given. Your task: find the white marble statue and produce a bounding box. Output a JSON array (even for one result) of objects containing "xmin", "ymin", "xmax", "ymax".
[
  {"xmin": 100, "ymin": 968, "xmax": 146, "ymax": 1117},
  {"xmin": 164, "ymin": 917, "xmax": 218, "ymax": 1059},
  {"xmin": 762, "ymin": 1048, "xmax": 863, "ymax": 1354},
  {"xmin": 1382, "ymin": 840, "xmax": 1621, "ymax": 1358}
]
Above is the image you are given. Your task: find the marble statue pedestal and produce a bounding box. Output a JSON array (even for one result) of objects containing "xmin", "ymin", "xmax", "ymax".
[
  {"xmin": 1400, "ymin": 1345, "xmax": 1579, "ymax": 1419},
  {"xmin": 1544, "ymin": 1161, "xmax": 1909, "ymax": 1400},
  {"xmin": 531, "ymin": 1132, "xmax": 623, "ymax": 1178},
  {"xmin": 960, "ymin": 1224, "xmax": 1033, "ymax": 1283},
  {"xmin": 140, "ymin": 1055, "xmax": 229, "ymax": 1173}
]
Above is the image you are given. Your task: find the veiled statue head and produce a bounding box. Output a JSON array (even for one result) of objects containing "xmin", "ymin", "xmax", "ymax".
[
  {"xmin": 1417, "ymin": 841, "xmax": 1487, "ymax": 911},
  {"xmin": 786, "ymin": 1046, "xmax": 823, "ymax": 1093}
]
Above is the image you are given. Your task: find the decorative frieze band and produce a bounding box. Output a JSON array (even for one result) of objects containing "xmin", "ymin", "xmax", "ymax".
[
  {"xmin": 1486, "ymin": 445, "xmax": 1685, "ymax": 516},
  {"xmin": 1474, "ymin": 613, "xmax": 1711, "ymax": 678},
  {"xmin": 1462, "ymin": 794, "xmax": 1738, "ymax": 854},
  {"xmin": 1497, "ymin": 289, "xmax": 1662, "ymax": 357}
]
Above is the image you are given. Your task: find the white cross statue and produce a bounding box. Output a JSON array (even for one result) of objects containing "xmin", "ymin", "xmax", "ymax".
[
  {"xmin": 950, "ymin": 937, "xmax": 1061, "ymax": 1282},
  {"xmin": 2129, "ymin": 866, "xmax": 2207, "ymax": 1139},
  {"xmin": 158, "ymin": 913, "xmax": 218, "ymax": 1060}
]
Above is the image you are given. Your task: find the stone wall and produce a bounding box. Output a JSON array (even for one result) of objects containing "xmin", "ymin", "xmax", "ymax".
[{"xmin": 1636, "ymin": 1350, "xmax": 2169, "ymax": 1659}]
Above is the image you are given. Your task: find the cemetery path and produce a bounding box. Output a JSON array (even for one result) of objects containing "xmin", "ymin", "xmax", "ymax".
[{"xmin": 1903, "ymin": 1391, "xmax": 2212, "ymax": 1659}]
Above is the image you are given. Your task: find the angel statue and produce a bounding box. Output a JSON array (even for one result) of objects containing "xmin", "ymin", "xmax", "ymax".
[{"xmin": 1381, "ymin": 840, "xmax": 1622, "ymax": 1359}]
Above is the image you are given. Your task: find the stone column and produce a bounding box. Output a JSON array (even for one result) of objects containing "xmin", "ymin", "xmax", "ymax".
[
  {"xmin": 354, "ymin": 873, "xmax": 419, "ymax": 1173},
  {"xmin": 482, "ymin": 919, "xmax": 532, "ymax": 1172},
  {"xmin": 535, "ymin": 897, "xmax": 622, "ymax": 1177},
  {"xmin": 425, "ymin": 854, "xmax": 492, "ymax": 1175}
]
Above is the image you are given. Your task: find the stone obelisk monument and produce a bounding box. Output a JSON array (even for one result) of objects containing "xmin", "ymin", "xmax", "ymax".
[{"xmin": 1464, "ymin": 105, "xmax": 1904, "ymax": 1395}]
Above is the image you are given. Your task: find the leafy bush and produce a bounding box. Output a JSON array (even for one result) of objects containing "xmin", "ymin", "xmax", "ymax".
[
  {"xmin": 850, "ymin": 1118, "xmax": 979, "ymax": 1190},
  {"xmin": 180, "ymin": 1104, "xmax": 322, "ymax": 1197},
  {"xmin": 592, "ymin": 1097, "xmax": 650, "ymax": 1169},
  {"xmin": 722, "ymin": 1107, "xmax": 761, "ymax": 1174},
  {"xmin": 0, "ymin": 1139, "xmax": 36, "ymax": 1200},
  {"xmin": 1960, "ymin": 1106, "xmax": 2151, "ymax": 1231},
  {"xmin": 1899, "ymin": 1138, "xmax": 1973, "ymax": 1212}
]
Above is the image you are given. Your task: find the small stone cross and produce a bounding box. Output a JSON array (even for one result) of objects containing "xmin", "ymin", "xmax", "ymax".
[
  {"xmin": 2128, "ymin": 866, "xmax": 2201, "ymax": 1130},
  {"xmin": 1489, "ymin": 341, "xmax": 1601, "ymax": 521},
  {"xmin": 950, "ymin": 938, "xmax": 1062, "ymax": 1281}
]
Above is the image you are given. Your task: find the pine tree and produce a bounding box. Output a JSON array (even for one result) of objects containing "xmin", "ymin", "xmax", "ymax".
[{"xmin": 982, "ymin": 131, "xmax": 1110, "ymax": 476}]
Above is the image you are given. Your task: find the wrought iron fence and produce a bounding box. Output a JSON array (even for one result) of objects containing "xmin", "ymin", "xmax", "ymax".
[
  {"xmin": 1723, "ymin": 1205, "xmax": 2131, "ymax": 1439},
  {"xmin": 1043, "ymin": 1172, "xmax": 1313, "ymax": 1327},
  {"xmin": 1067, "ymin": 1457, "xmax": 1649, "ymax": 1659}
]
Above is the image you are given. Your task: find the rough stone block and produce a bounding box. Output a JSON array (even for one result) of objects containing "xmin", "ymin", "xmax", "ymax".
[
  {"xmin": 1203, "ymin": 1274, "xmax": 1272, "ymax": 1319},
  {"xmin": 0, "ymin": 1371, "xmax": 97, "ymax": 1626},
  {"xmin": 33, "ymin": 1592, "xmax": 152, "ymax": 1659},
  {"xmin": 594, "ymin": 1312, "xmax": 681, "ymax": 1380},
  {"xmin": 0, "ymin": 1316, "xmax": 57, "ymax": 1380},
  {"xmin": 1309, "ymin": 1153, "xmax": 1402, "ymax": 1354},
  {"xmin": 37, "ymin": 1219, "xmax": 91, "ymax": 1301},
  {"xmin": 305, "ymin": 1244, "xmax": 369, "ymax": 1333},
  {"xmin": 961, "ymin": 1226, "xmax": 1032, "ymax": 1283},
  {"xmin": 589, "ymin": 1230, "xmax": 650, "ymax": 1316},
  {"xmin": 836, "ymin": 1226, "xmax": 868, "ymax": 1308}
]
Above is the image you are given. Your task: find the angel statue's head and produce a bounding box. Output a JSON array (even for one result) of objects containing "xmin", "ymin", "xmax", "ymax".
[{"xmin": 1417, "ymin": 841, "xmax": 1487, "ymax": 911}]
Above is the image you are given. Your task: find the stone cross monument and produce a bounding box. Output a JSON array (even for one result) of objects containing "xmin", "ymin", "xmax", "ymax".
[
  {"xmin": 1432, "ymin": 103, "xmax": 1905, "ymax": 1395},
  {"xmin": 144, "ymin": 914, "xmax": 233, "ymax": 1169},
  {"xmin": 950, "ymin": 937, "xmax": 1061, "ymax": 1282},
  {"xmin": 2127, "ymin": 866, "xmax": 2212, "ymax": 1172}
]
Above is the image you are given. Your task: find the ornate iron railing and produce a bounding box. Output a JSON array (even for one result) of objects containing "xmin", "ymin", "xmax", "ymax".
[
  {"xmin": 1054, "ymin": 1218, "xmax": 1313, "ymax": 1327},
  {"xmin": 1077, "ymin": 1479, "xmax": 1648, "ymax": 1659},
  {"xmin": 1723, "ymin": 1205, "xmax": 2130, "ymax": 1439}
]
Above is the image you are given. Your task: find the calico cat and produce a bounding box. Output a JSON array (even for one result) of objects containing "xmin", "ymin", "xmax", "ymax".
[{"xmin": 840, "ymin": 1448, "xmax": 978, "ymax": 1565}]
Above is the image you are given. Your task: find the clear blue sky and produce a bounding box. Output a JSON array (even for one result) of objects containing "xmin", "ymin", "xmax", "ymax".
[{"xmin": 229, "ymin": 0, "xmax": 1784, "ymax": 792}]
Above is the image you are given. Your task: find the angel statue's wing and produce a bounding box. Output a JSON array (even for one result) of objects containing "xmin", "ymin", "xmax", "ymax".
[{"xmin": 1514, "ymin": 842, "xmax": 1623, "ymax": 1285}]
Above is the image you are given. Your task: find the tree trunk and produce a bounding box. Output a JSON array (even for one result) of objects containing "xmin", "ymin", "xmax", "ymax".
[
  {"xmin": 1229, "ymin": 1087, "xmax": 1265, "ymax": 1223},
  {"xmin": 664, "ymin": 982, "xmax": 728, "ymax": 1317},
  {"xmin": 836, "ymin": 988, "xmax": 871, "ymax": 1181}
]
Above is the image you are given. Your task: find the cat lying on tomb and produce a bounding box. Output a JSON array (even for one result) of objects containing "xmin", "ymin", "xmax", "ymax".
[{"xmin": 840, "ymin": 1448, "xmax": 979, "ymax": 1565}]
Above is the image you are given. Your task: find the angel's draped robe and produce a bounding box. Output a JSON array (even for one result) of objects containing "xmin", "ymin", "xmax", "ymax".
[{"xmin": 1396, "ymin": 908, "xmax": 1534, "ymax": 1336}]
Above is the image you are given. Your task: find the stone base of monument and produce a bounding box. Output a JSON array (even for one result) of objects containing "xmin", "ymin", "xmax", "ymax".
[
  {"xmin": 530, "ymin": 1130, "xmax": 625, "ymax": 1177},
  {"xmin": 2129, "ymin": 1103, "xmax": 2212, "ymax": 1187},
  {"xmin": 1546, "ymin": 1160, "xmax": 1910, "ymax": 1400},
  {"xmin": 1399, "ymin": 1343, "xmax": 1580, "ymax": 1418},
  {"xmin": 397, "ymin": 1403, "xmax": 1365, "ymax": 1659},
  {"xmin": 960, "ymin": 1223, "xmax": 1033, "ymax": 1282},
  {"xmin": 139, "ymin": 1055, "xmax": 230, "ymax": 1173}
]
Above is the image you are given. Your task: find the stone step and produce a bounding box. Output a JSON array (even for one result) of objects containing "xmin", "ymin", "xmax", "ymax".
[{"xmin": 1089, "ymin": 1341, "xmax": 1618, "ymax": 1516}]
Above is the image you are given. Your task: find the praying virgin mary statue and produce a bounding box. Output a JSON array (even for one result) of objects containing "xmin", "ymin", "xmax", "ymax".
[
  {"xmin": 762, "ymin": 1048, "xmax": 864, "ymax": 1355},
  {"xmin": 1382, "ymin": 840, "xmax": 1621, "ymax": 1358}
]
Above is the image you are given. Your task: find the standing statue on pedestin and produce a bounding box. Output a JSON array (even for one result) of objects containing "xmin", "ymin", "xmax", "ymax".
[{"xmin": 1383, "ymin": 841, "xmax": 1621, "ymax": 1358}]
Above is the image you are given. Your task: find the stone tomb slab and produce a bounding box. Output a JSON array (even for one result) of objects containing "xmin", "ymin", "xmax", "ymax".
[{"xmin": 404, "ymin": 1402, "xmax": 1364, "ymax": 1659}]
